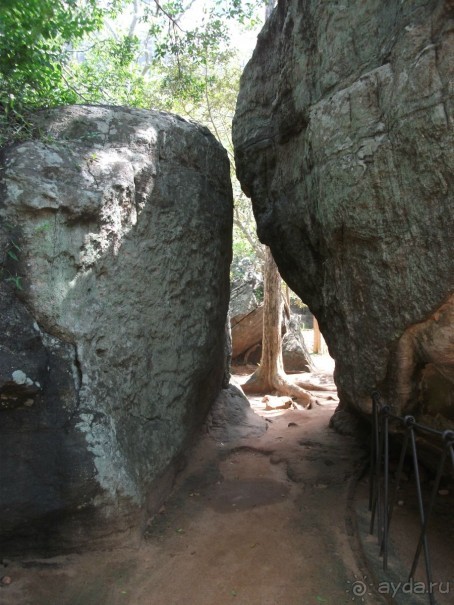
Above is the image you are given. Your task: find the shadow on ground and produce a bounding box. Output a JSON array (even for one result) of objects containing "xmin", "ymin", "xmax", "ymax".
[{"xmin": 1, "ymin": 358, "xmax": 452, "ymax": 605}]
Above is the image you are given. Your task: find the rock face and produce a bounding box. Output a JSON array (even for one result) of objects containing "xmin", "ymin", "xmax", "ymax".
[
  {"xmin": 231, "ymin": 305, "xmax": 264, "ymax": 359},
  {"xmin": 229, "ymin": 278, "xmax": 263, "ymax": 358},
  {"xmin": 0, "ymin": 105, "xmax": 232, "ymax": 552},
  {"xmin": 229, "ymin": 278, "xmax": 260, "ymax": 320},
  {"xmin": 233, "ymin": 1, "xmax": 454, "ymax": 421},
  {"xmin": 281, "ymin": 318, "xmax": 314, "ymax": 374}
]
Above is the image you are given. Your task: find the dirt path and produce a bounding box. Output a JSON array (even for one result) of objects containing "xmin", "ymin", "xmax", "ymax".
[{"xmin": 0, "ymin": 362, "xmax": 388, "ymax": 605}]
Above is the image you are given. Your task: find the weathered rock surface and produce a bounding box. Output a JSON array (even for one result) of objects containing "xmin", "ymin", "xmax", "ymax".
[
  {"xmin": 229, "ymin": 278, "xmax": 259, "ymax": 319},
  {"xmin": 231, "ymin": 304, "xmax": 264, "ymax": 359},
  {"xmin": 229, "ymin": 278, "xmax": 264, "ymax": 359},
  {"xmin": 282, "ymin": 317, "xmax": 315, "ymax": 373},
  {"xmin": 0, "ymin": 105, "xmax": 232, "ymax": 552},
  {"xmin": 205, "ymin": 384, "xmax": 267, "ymax": 442},
  {"xmin": 233, "ymin": 1, "xmax": 454, "ymax": 421}
]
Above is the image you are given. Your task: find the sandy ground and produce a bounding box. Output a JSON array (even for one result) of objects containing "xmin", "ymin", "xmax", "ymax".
[{"xmin": 1, "ymin": 357, "xmax": 452, "ymax": 605}]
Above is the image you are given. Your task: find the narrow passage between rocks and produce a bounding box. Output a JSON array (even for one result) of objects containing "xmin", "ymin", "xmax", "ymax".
[{"xmin": 0, "ymin": 360, "xmax": 388, "ymax": 605}]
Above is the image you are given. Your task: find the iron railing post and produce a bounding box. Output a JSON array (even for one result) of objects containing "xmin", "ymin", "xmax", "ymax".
[{"xmin": 366, "ymin": 392, "xmax": 451, "ymax": 605}]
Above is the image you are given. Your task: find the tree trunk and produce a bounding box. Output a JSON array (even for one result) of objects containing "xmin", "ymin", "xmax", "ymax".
[
  {"xmin": 242, "ymin": 247, "xmax": 315, "ymax": 408},
  {"xmin": 313, "ymin": 316, "xmax": 321, "ymax": 354}
]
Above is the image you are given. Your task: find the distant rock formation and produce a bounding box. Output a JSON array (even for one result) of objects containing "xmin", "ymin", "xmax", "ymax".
[
  {"xmin": 233, "ymin": 1, "xmax": 454, "ymax": 423},
  {"xmin": 0, "ymin": 105, "xmax": 232, "ymax": 552},
  {"xmin": 229, "ymin": 280, "xmax": 314, "ymax": 372}
]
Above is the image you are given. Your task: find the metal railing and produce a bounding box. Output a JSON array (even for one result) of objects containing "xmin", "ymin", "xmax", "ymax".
[{"xmin": 368, "ymin": 391, "xmax": 454, "ymax": 605}]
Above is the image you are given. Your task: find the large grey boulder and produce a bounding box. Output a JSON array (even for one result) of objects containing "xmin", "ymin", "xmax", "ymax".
[
  {"xmin": 0, "ymin": 105, "xmax": 232, "ymax": 552},
  {"xmin": 229, "ymin": 278, "xmax": 259, "ymax": 318},
  {"xmin": 233, "ymin": 1, "xmax": 454, "ymax": 421},
  {"xmin": 282, "ymin": 317, "xmax": 315, "ymax": 373},
  {"xmin": 231, "ymin": 304, "xmax": 264, "ymax": 359}
]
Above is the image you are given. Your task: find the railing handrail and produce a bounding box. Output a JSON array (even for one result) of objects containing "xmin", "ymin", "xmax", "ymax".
[{"xmin": 368, "ymin": 391, "xmax": 454, "ymax": 605}]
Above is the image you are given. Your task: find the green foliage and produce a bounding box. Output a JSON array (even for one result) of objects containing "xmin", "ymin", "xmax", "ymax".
[
  {"xmin": 64, "ymin": 0, "xmax": 263, "ymax": 111},
  {"xmin": 0, "ymin": 0, "xmax": 112, "ymax": 145},
  {"xmin": 0, "ymin": 0, "xmax": 105, "ymax": 112},
  {"xmin": 67, "ymin": 35, "xmax": 150, "ymax": 106},
  {"xmin": 149, "ymin": 0, "xmax": 260, "ymax": 104},
  {"xmin": 0, "ymin": 1, "xmax": 266, "ymax": 130},
  {"xmin": 4, "ymin": 273, "xmax": 23, "ymax": 290}
]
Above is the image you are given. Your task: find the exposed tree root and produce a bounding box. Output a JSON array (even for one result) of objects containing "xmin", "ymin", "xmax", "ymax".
[
  {"xmin": 243, "ymin": 369, "xmax": 315, "ymax": 409},
  {"xmin": 293, "ymin": 380, "xmax": 337, "ymax": 392}
]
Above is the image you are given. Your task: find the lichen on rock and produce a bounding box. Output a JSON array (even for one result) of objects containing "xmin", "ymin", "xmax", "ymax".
[
  {"xmin": 0, "ymin": 105, "xmax": 233, "ymax": 552},
  {"xmin": 233, "ymin": 0, "xmax": 454, "ymax": 422}
]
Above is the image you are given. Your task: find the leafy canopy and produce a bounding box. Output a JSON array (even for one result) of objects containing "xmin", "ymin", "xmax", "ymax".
[
  {"xmin": 0, "ymin": 0, "xmax": 108, "ymax": 111},
  {"xmin": 0, "ymin": 0, "xmax": 263, "ymax": 112}
]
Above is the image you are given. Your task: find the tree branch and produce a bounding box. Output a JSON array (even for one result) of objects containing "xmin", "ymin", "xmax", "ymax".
[
  {"xmin": 61, "ymin": 65, "xmax": 116, "ymax": 104},
  {"xmin": 128, "ymin": 0, "xmax": 140, "ymax": 37},
  {"xmin": 104, "ymin": 19, "xmax": 119, "ymax": 41},
  {"xmin": 233, "ymin": 209, "xmax": 264, "ymax": 261},
  {"xmin": 153, "ymin": 0, "xmax": 185, "ymax": 31}
]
